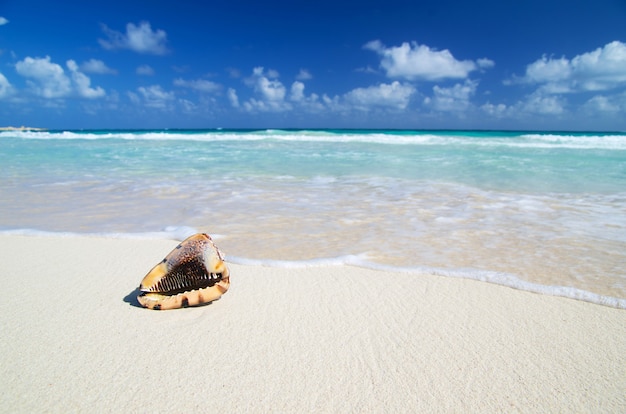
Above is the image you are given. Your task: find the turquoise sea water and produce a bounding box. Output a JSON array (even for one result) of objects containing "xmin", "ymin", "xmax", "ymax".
[{"xmin": 1, "ymin": 129, "xmax": 625, "ymax": 307}]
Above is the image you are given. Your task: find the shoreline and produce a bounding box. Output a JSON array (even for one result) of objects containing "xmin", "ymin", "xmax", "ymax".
[
  {"xmin": 1, "ymin": 234, "xmax": 625, "ymax": 412},
  {"xmin": 3, "ymin": 228, "xmax": 625, "ymax": 309}
]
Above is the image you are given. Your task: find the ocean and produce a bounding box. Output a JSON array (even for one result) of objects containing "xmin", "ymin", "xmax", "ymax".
[{"xmin": 1, "ymin": 129, "xmax": 625, "ymax": 308}]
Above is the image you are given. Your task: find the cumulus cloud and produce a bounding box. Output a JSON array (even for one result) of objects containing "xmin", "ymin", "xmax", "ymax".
[
  {"xmin": 582, "ymin": 92, "xmax": 626, "ymax": 114},
  {"xmin": 136, "ymin": 65, "xmax": 155, "ymax": 76},
  {"xmin": 242, "ymin": 67, "xmax": 291, "ymax": 112},
  {"xmin": 99, "ymin": 22, "xmax": 169, "ymax": 55},
  {"xmin": 481, "ymin": 102, "xmax": 509, "ymax": 118},
  {"xmin": 289, "ymin": 81, "xmax": 325, "ymax": 112},
  {"xmin": 296, "ymin": 69, "xmax": 312, "ymax": 80},
  {"xmin": 174, "ymin": 78, "xmax": 221, "ymax": 93},
  {"xmin": 15, "ymin": 56, "xmax": 106, "ymax": 100},
  {"xmin": 239, "ymin": 67, "xmax": 325, "ymax": 113},
  {"xmin": 241, "ymin": 66, "xmax": 417, "ymax": 114},
  {"xmin": 15, "ymin": 56, "xmax": 72, "ymax": 98},
  {"xmin": 66, "ymin": 60, "xmax": 106, "ymax": 98},
  {"xmin": 364, "ymin": 40, "xmax": 491, "ymax": 81},
  {"xmin": 525, "ymin": 94, "xmax": 566, "ymax": 115},
  {"xmin": 514, "ymin": 41, "xmax": 626, "ymax": 93},
  {"xmin": 477, "ymin": 58, "xmax": 495, "ymax": 70},
  {"xmin": 290, "ymin": 81, "xmax": 305, "ymax": 102},
  {"xmin": 0, "ymin": 72, "xmax": 14, "ymax": 98},
  {"xmin": 134, "ymin": 85, "xmax": 175, "ymax": 109},
  {"xmin": 343, "ymin": 81, "xmax": 416, "ymax": 110},
  {"xmin": 481, "ymin": 41, "xmax": 626, "ymax": 120},
  {"xmin": 245, "ymin": 67, "xmax": 285, "ymax": 100},
  {"xmin": 80, "ymin": 59, "xmax": 117, "ymax": 75},
  {"xmin": 481, "ymin": 92, "xmax": 567, "ymax": 119},
  {"xmin": 0, "ymin": 17, "xmax": 8, "ymax": 26},
  {"xmin": 227, "ymin": 88, "xmax": 240, "ymax": 108},
  {"xmin": 426, "ymin": 80, "xmax": 478, "ymax": 112}
]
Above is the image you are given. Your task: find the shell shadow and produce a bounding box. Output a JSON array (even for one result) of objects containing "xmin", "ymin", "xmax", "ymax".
[{"xmin": 123, "ymin": 287, "xmax": 143, "ymax": 308}]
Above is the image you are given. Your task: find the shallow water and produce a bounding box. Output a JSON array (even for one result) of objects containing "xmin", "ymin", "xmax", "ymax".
[{"xmin": 1, "ymin": 129, "xmax": 625, "ymax": 306}]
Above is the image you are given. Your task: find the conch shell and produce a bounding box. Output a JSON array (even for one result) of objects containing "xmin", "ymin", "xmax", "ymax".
[{"xmin": 137, "ymin": 233, "xmax": 230, "ymax": 310}]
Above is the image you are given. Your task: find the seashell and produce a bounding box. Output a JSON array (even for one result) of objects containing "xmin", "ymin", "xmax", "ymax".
[{"xmin": 137, "ymin": 233, "xmax": 230, "ymax": 310}]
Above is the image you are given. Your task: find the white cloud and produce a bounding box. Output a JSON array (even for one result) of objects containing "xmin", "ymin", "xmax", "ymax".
[
  {"xmin": 243, "ymin": 97, "xmax": 289, "ymax": 112},
  {"xmin": 0, "ymin": 72, "xmax": 14, "ymax": 98},
  {"xmin": 428, "ymin": 80, "xmax": 477, "ymax": 112},
  {"xmin": 135, "ymin": 85, "xmax": 175, "ymax": 109},
  {"xmin": 289, "ymin": 81, "xmax": 304, "ymax": 102},
  {"xmin": 524, "ymin": 56, "xmax": 571, "ymax": 84},
  {"xmin": 516, "ymin": 41, "xmax": 626, "ymax": 93},
  {"xmin": 227, "ymin": 88, "xmax": 240, "ymax": 108},
  {"xmin": 290, "ymin": 81, "xmax": 305, "ymax": 102},
  {"xmin": 265, "ymin": 68, "xmax": 280, "ymax": 79},
  {"xmin": 364, "ymin": 40, "xmax": 491, "ymax": 81},
  {"xmin": 242, "ymin": 67, "xmax": 291, "ymax": 112},
  {"xmin": 518, "ymin": 92, "xmax": 566, "ymax": 115},
  {"xmin": 136, "ymin": 65, "xmax": 155, "ymax": 76},
  {"xmin": 477, "ymin": 58, "xmax": 495, "ymax": 70},
  {"xmin": 482, "ymin": 42, "xmax": 626, "ymax": 121},
  {"xmin": 482, "ymin": 92, "xmax": 567, "ymax": 119},
  {"xmin": 257, "ymin": 76, "xmax": 286, "ymax": 101},
  {"xmin": 15, "ymin": 56, "xmax": 72, "ymax": 98},
  {"xmin": 240, "ymin": 68, "xmax": 325, "ymax": 113},
  {"xmin": 289, "ymin": 81, "xmax": 324, "ymax": 112},
  {"xmin": 0, "ymin": 17, "xmax": 8, "ymax": 26},
  {"xmin": 343, "ymin": 81, "xmax": 416, "ymax": 110},
  {"xmin": 80, "ymin": 59, "xmax": 117, "ymax": 75},
  {"xmin": 481, "ymin": 102, "xmax": 509, "ymax": 118},
  {"xmin": 245, "ymin": 67, "xmax": 285, "ymax": 100},
  {"xmin": 14, "ymin": 56, "xmax": 106, "ymax": 100},
  {"xmin": 99, "ymin": 22, "xmax": 169, "ymax": 55},
  {"xmin": 321, "ymin": 94, "xmax": 346, "ymax": 113},
  {"xmin": 174, "ymin": 78, "xmax": 221, "ymax": 93},
  {"xmin": 242, "ymin": 72, "xmax": 415, "ymax": 114},
  {"xmin": 582, "ymin": 92, "xmax": 626, "ymax": 114},
  {"xmin": 296, "ymin": 69, "xmax": 312, "ymax": 80},
  {"xmin": 66, "ymin": 60, "xmax": 105, "ymax": 99}
]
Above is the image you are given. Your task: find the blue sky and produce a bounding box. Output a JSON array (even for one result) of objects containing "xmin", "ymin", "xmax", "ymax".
[{"xmin": 1, "ymin": 0, "xmax": 626, "ymax": 130}]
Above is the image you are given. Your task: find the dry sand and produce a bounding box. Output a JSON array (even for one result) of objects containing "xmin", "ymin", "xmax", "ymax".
[{"xmin": 1, "ymin": 234, "xmax": 625, "ymax": 413}]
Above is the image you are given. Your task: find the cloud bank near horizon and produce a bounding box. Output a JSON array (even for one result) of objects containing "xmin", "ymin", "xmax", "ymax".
[{"xmin": 1, "ymin": 18, "xmax": 625, "ymax": 128}]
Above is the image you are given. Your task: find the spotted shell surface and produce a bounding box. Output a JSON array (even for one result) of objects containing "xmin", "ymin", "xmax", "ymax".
[{"xmin": 137, "ymin": 233, "xmax": 230, "ymax": 310}]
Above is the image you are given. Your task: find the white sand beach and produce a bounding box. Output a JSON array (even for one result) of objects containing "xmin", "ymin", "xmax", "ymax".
[{"xmin": 1, "ymin": 234, "xmax": 625, "ymax": 412}]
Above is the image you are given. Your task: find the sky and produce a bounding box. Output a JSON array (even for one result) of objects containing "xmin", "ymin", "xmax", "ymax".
[{"xmin": 1, "ymin": 0, "xmax": 626, "ymax": 130}]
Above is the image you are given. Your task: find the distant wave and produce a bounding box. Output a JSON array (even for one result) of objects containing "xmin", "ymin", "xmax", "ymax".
[
  {"xmin": 2, "ymin": 129, "xmax": 626, "ymax": 150},
  {"xmin": 519, "ymin": 133, "xmax": 626, "ymax": 149},
  {"xmin": 2, "ymin": 228, "xmax": 625, "ymax": 310}
]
